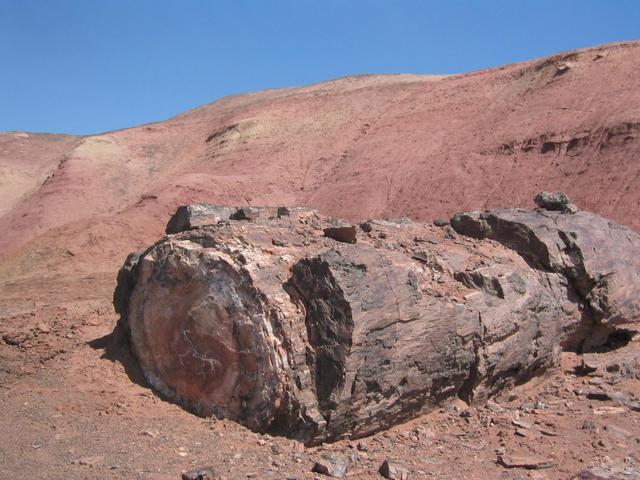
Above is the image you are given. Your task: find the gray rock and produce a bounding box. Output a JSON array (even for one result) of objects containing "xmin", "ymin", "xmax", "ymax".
[
  {"xmin": 379, "ymin": 460, "xmax": 410, "ymax": 479},
  {"xmin": 534, "ymin": 191, "xmax": 572, "ymax": 212},
  {"xmin": 181, "ymin": 466, "xmax": 217, "ymax": 480},
  {"xmin": 312, "ymin": 453, "xmax": 348, "ymax": 478},
  {"xmin": 166, "ymin": 204, "xmax": 238, "ymax": 234},
  {"xmin": 230, "ymin": 206, "xmax": 279, "ymax": 221},
  {"xmin": 433, "ymin": 218, "xmax": 449, "ymax": 227},
  {"xmin": 498, "ymin": 454, "xmax": 554, "ymax": 470},
  {"xmin": 166, "ymin": 204, "xmax": 295, "ymax": 234}
]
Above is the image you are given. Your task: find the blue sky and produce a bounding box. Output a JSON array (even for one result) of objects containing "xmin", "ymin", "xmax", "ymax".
[{"xmin": 1, "ymin": 1, "xmax": 639, "ymax": 135}]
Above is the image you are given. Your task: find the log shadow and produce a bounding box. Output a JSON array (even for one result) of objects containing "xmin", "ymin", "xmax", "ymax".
[{"xmin": 87, "ymin": 322, "xmax": 148, "ymax": 389}]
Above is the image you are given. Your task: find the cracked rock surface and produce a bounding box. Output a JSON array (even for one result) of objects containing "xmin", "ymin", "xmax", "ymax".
[{"xmin": 115, "ymin": 205, "xmax": 640, "ymax": 444}]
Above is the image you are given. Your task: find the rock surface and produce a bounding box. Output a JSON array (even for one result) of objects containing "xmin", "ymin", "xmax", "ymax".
[
  {"xmin": 115, "ymin": 204, "xmax": 640, "ymax": 445},
  {"xmin": 450, "ymin": 208, "xmax": 640, "ymax": 343}
]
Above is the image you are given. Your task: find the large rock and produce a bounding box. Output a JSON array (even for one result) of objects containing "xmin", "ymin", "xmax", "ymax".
[{"xmin": 115, "ymin": 205, "xmax": 640, "ymax": 444}]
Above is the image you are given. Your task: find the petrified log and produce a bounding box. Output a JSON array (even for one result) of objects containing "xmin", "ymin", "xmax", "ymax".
[{"xmin": 115, "ymin": 205, "xmax": 640, "ymax": 444}]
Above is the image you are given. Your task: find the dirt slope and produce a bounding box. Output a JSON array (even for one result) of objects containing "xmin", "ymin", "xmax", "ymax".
[
  {"xmin": 1, "ymin": 41, "xmax": 640, "ymax": 479},
  {"xmin": 3, "ymin": 42, "xmax": 640, "ymax": 285}
]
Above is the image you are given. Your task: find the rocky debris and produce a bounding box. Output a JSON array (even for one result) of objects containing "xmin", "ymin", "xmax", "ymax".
[
  {"xmin": 572, "ymin": 461, "xmax": 640, "ymax": 480},
  {"xmin": 584, "ymin": 388, "xmax": 640, "ymax": 412},
  {"xmin": 379, "ymin": 459, "xmax": 410, "ymax": 479},
  {"xmin": 181, "ymin": 466, "xmax": 217, "ymax": 480},
  {"xmin": 115, "ymin": 204, "xmax": 640, "ymax": 445},
  {"xmin": 165, "ymin": 204, "xmax": 292, "ymax": 234},
  {"xmin": 606, "ymin": 356, "xmax": 640, "ymax": 379},
  {"xmin": 534, "ymin": 191, "xmax": 578, "ymax": 213},
  {"xmin": 498, "ymin": 454, "xmax": 554, "ymax": 470},
  {"xmin": 311, "ymin": 452, "xmax": 348, "ymax": 477},
  {"xmin": 165, "ymin": 204, "xmax": 238, "ymax": 234}
]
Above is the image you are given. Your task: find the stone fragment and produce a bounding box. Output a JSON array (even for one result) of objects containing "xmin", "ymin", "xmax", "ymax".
[
  {"xmin": 624, "ymin": 400, "xmax": 640, "ymax": 412},
  {"xmin": 572, "ymin": 462, "xmax": 640, "ymax": 480},
  {"xmin": 323, "ymin": 225, "xmax": 357, "ymax": 243},
  {"xmin": 586, "ymin": 390, "xmax": 628, "ymax": 402},
  {"xmin": 181, "ymin": 466, "xmax": 217, "ymax": 480},
  {"xmin": 379, "ymin": 460, "xmax": 410, "ymax": 480},
  {"xmin": 498, "ymin": 455, "xmax": 554, "ymax": 469},
  {"xmin": 312, "ymin": 453, "xmax": 349, "ymax": 478},
  {"xmin": 359, "ymin": 222, "xmax": 373, "ymax": 233},
  {"xmin": 71, "ymin": 456, "xmax": 104, "ymax": 467},
  {"xmin": 231, "ymin": 206, "xmax": 278, "ymax": 221},
  {"xmin": 36, "ymin": 323, "xmax": 50, "ymax": 334},
  {"xmin": 533, "ymin": 191, "xmax": 572, "ymax": 212},
  {"xmin": 433, "ymin": 218, "xmax": 449, "ymax": 227},
  {"xmin": 165, "ymin": 204, "xmax": 295, "ymax": 234},
  {"xmin": 166, "ymin": 204, "xmax": 238, "ymax": 234},
  {"xmin": 579, "ymin": 357, "xmax": 599, "ymax": 375},
  {"xmin": 512, "ymin": 419, "xmax": 533, "ymax": 429}
]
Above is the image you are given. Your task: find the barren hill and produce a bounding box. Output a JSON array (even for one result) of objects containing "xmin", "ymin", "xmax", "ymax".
[
  {"xmin": 1, "ymin": 41, "xmax": 640, "ymax": 479},
  {"xmin": 3, "ymin": 43, "xmax": 640, "ymax": 279}
]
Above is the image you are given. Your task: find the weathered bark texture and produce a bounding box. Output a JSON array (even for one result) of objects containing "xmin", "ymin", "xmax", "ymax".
[{"xmin": 115, "ymin": 204, "xmax": 640, "ymax": 444}]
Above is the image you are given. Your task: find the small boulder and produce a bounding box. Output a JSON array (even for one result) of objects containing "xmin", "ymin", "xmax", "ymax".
[
  {"xmin": 533, "ymin": 191, "xmax": 577, "ymax": 213},
  {"xmin": 181, "ymin": 466, "xmax": 217, "ymax": 480},
  {"xmin": 578, "ymin": 357, "xmax": 599, "ymax": 376},
  {"xmin": 323, "ymin": 225, "xmax": 357, "ymax": 244},
  {"xmin": 312, "ymin": 453, "xmax": 349, "ymax": 478},
  {"xmin": 379, "ymin": 460, "xmax": 410, "ymax": 479},
  {"xmin": 231, "ymin": 207, "xmax": 278, "ymax": 221}
]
